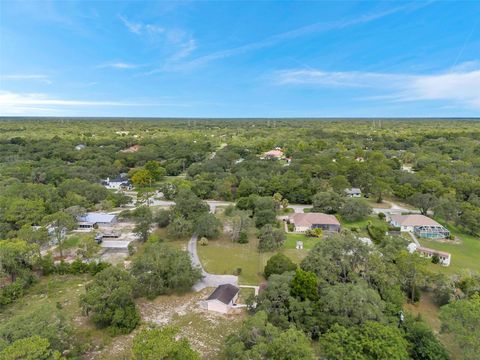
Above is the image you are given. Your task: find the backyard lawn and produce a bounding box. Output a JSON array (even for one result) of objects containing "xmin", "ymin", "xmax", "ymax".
[
  {"xmin": 197, "ymin": 234, "xmax": 308, "ymax": 285},
  {"xmin": 284, "ymin": 233, "xmax": 321, "ymax": 250},
  {"xmin": 418, "ymin": 227, "xmax": 480, "ymax": 274}
]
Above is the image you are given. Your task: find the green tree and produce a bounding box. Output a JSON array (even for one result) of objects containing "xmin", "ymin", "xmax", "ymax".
[
  {"xmin": 404, "ymin": 317, "xmax": 449, "ymax": 360},
  {"xmin": 41, "ymin": 211, "xmax": 76, "ymax": 259},
  {"xmin": 290, "ymin": 268, "xmax": 318, "ymax": 301},
  {"xmin": 156, "ymin": 209, "xmax": 171, "ymax": 228},
  {"xmin": 144, "ymin": 160, "xmax": 166, "ymax": 181},
  {"xmin": 409, "ymin": 193, "xmax": 438, "ymax": 216},
  {"xmin": 80, "ymin": 266, "xmax": 140, "ymax": 334},
  {"xmin": 76, "ymin": 234, "xmax": 100, "ymax": 261},
  {"xmin": 264, "ymin": 253, "xmax": 297, "ymax": 278},
  {"xmin": 132, "ymin": 326, "xmax": 200, "ymax": 360},
  {"xmin": 440, "ymin": 294, "xmax": 480, "ymax": 359},
  {"xmin": 312, "ymin": 191, "xmax": 343, "ymax": 214},
  {"xmin": 194, "ymin": 213, "xmax": 221, "ymax": 239},
  {"xmin": 226, "ymin": 311, "xmax": 313, "ymax": 360},
  {"xmin": 172, "ymin": 189, "xmax": 209, "ymax": 220},
  {"xmin": 131, "ymin": 169, "xmax": 154, "ymax": 187},
  {"xmin": 131, "ymin": 242, "xmax": 201, "ymax": 298},
  {"xmin": 0, "ymin": 336, "xmax": 57, "ymax": 360},
  {"xmin": 340, "ymin": 198, "xmax": 372, "ymax": 221},
  {"xmin": 133, "ymin": 206, "xmax": 153, "ymax": 242},
  {"xmin": 320, "ymin": 322, "xmax": 409, "ymax": 360},
  {"xmin": 0, "ymin": 240, "xmax": 39, "ymax": 282},
  {"xmin": 167, "ymin": 216, "xmax": 193, "ymax": 239},
  {"xmin": 257, "ymin": 224, "xmax": 285, "ymax": 252},
  {"xmin": 396, "ymin": 251, "xmax": 429, "ymax": 303}
]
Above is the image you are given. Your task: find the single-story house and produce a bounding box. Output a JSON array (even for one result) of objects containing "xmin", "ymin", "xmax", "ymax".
[
  {"xmin": 204, "ymin": 284, "xmax": 239, "ymax": 314},
  {"xmin": 389, "ymin": 214, "xmax": 450, "ymax": 239},
  {"xmin": 101, "ymin": 175, "xmax": 132, "ymax": 190},
  {"xmin": 345, "ymin": 188, "xmax": 362, "ymax": 198},
  {"xmin": 77, "ymin": 213, "xmax": 117, "ymax": 230},
  {"xmin": 262, "ymin": 148, "xmax": 284, "ymax": 159},
  {"xmin": 289, "ymin": 213, "xmax": 341, "ymax": 233},
  {"xmin": 407, "ymin": 243, "xmax": 451, "ymax": 266}
]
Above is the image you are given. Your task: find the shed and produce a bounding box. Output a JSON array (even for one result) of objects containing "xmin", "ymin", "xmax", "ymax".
[{"xmin": 204, "ymin": 284, "xmax": 239, "ymax": 314}]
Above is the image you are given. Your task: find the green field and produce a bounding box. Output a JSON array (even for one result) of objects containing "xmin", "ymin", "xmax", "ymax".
[
  {"xmin": 0, "ymin": 274, "xmax": 115, "ymax": 357},
  {"xmin": 418, "ymin": 227, "xmax": 480, "ymax": 274},
  {"xmin": 197, "ymin": 234, "xmax": 308, "ymax": 285},
  {"xmin": 284, "ymin": 233, "xmax": 321, "ymax": 250}
]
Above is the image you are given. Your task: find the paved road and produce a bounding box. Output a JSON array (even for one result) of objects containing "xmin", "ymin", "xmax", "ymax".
[{"xmin": 187, "ymin": 234, "xmax": 238, "ymax": 292}]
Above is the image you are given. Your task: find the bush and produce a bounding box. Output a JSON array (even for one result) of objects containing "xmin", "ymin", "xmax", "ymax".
[
  {"xmin": 233, "ymin": 268, "xmax": 242, "ymax": 276},
  {"xmin": 340, "ymin": 198, "xmax": 372, "ymax": 222},
  {"xmin": 264, "ymin": 253, "xmax": 297, "ymax": 278},
  {"xmin": 80, "ymin": 267, "xmax": 140, "ymax": 334},
  {"xmin": 199, "ymin": 237, "xmax": 209, "ymax": 246},
  {"xmin": 287, "ymin": 223, "xmax": 295, "ymax": 232},
  {"xmin": 156, "ymin": 209, "xmax": 171, "ymax": 228},
  {"xmin": 378, "ymin": 212, "xmax": 386, "ymax": 220},
  {"xmin": 238, "ymin": 231, "xmax": 249, "ymax": 244},
  {"xmin": 431, "ymin": 254, "xmax": 440, "ymax": 264}
]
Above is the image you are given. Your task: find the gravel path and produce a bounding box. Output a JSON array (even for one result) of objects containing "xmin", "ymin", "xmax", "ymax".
[{"xmin": 188, "ymin": 234, "xmax": 238, "ymax": 292}]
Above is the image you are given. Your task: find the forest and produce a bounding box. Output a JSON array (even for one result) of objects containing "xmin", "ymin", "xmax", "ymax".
[{"xmin": 0, "ymin": 118, "xmax": 479, "ymax": 359}]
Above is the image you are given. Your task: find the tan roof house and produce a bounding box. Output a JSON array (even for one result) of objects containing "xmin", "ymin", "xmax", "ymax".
[
  {"xmin": 262, "ymin": 148, "xmax": 284, "ymax": 159},
  {"xmin": 289, "ymin": 213, "xmax": 340, "ymax": 233},
  {"xmin": 389, "ymin": 214, "xmax": 450, "ymax": 239}
]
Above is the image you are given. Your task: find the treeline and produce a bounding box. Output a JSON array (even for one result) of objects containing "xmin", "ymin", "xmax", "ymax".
[{"xmin": 227, "ymin": 231, "xmax": 480, "ymax": 359}]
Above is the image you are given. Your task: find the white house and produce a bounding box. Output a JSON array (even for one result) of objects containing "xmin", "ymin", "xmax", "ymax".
[
  {"xmin": 204, "ymin": 284, "xmax": 239, "ymax": 314},
  {"xmin": 406, "ymin": 242, "xmax": 451, "ymax": 266},
  {"xmin": 389, "ymin": 214, "xmax": 450, "ymax": 239},
  {"xmin": 101, "ymin": 174, "xmax": 132, "ymax": 190},
  {"xmin": 77, "ymin": 213, "xmax": 117, "ymax": 230},
  {"xmin": 345, "ymin": 188, "xmax": 362, "ymax": 198}
]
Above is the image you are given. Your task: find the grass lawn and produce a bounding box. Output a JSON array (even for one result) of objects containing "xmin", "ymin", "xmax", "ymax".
[
  {"xmin": 198, "ymin": 233, "xmax": 309, "ymax": 285},
  {"xmin": 0, "ymin": 274, "xmax": 115, "ymax": 357},
  {"xmin": 284, "ymin": 233, "xmax": 321, "ymax": 250},
  {"xmin": 418, "ymin": 227, "xmax": 480, "ymax": 274}
]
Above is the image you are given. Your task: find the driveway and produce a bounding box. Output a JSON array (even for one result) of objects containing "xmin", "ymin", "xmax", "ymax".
[
  {"xmin": 288, "ymin": 204, "xmax": 313, "ymax": 213},
  {"xmin": 187, "ymin": 234, "xmax": 238, "ymax": 292}
]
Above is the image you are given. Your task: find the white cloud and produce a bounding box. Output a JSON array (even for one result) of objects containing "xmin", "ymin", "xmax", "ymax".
[
  {"xmin": 119, "ymin": 15, "xmax": 164, "ymax": 36},
  {"xmin": 168, "ymin": 3, "xmax": 423, "ymax": 71},
  {"xmin": 0, "ymin": 91, "xmax": 195, "ymax": 115},
  {"xmin": 273, "ymin": 65, "xmax": 480, "ymax": 109},
  {"xmin": 2, "ymin": 74, "xmax": 52, "ymax": 84},
  {"xmin": 97, "ymin": 62, "xmax": 140, "ymax": 69}
]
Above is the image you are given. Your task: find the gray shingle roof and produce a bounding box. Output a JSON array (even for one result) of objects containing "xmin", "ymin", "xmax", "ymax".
[{"xmin": 207, "ymin": 284, "xmax": 239, "ymax": 304}]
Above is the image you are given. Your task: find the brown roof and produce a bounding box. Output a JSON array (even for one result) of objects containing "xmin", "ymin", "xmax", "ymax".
[
  {"xmin": 417, "ymin": 246, "xmax": 451, "ymax": 258},
  {"xmin": 390, "ymin": 214, "xmax": 441, "ymax": 227},
  {"xmin": 264, "ymin": 150, "xmax": 284, "ymax": 158},
  {"xmin": 207, "ymin": 284, "xmax": 239, "ymax": 304},
  {"xmin": 290, "ymin": 213, "xmax": 340, "ymax": 226}
]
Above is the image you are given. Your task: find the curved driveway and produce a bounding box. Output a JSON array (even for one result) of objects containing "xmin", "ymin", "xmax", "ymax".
[{"xmin": 188, "ymin": 234, "xmax": 238, "ymax": 292}]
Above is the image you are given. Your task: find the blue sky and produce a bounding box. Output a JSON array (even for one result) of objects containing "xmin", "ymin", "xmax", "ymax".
[{"xmin": 0, "ymin": 1, "xmax": 479, "ymax": 117}]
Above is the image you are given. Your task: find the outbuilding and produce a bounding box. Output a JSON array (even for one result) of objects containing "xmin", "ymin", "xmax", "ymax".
[
  {"xmin": 345, "ymin": 188, "xmax": 362, "ymax": 198},
  {"xmin": 204, "ymin": 284, "xmax": 239, "ymax": 314}
]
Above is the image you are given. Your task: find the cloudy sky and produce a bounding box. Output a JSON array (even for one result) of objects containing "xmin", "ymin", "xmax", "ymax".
[{"xmin": 0, "ymin": 1, "xmax": 479, "ymax": 117}]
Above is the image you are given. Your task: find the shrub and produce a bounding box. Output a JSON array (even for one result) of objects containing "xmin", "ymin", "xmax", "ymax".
[
  {"xmin": 238, "ymin": 231, "xmax": 249, "ymax": 244},
  {"xmin": 264, "ymin": 253, "xmax": 297, "ymax": 278},
  {"xmin": 199, "ymin": 237, "xmax": 209, "ymax": 246}
]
